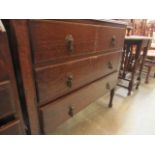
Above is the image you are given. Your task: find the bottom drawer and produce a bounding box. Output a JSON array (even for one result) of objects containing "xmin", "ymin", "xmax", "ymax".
[
  {"xmin": 0, "ymin": 120, "xmax": 23, "ymax": 135},
  {"xmin": 40, "ymin": 72, "xmax": 118, "ymax": 134}
]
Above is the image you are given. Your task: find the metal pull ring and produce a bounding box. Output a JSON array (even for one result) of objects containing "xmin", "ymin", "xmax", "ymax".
[
  {"xmin": 65, "ymin": 34, "xmax": 74, "ymax": 52},
  {"xmin": 66, "ymin": 74, "xmax": 73, "ymax": 88},
  {"xmin": 68, "ymin": 105, "xmax": 75, "ymax": 117},
  {"xmin": 111, "ymin": 35, "xmax": 116, "ymax": 46},
  {"xmin": 108, "ymin": 61, "xmax": 113, "ymax": 69}
]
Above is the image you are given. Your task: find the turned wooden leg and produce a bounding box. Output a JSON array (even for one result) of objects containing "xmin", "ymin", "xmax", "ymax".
[
  {"xmin": 128, "ymin": 58, "xmax": 136, "ymax": 95},
  {"xmin": 145, "ymin": 66, "xmax": 152, "ymax": 84},
  {"xmin": 108, "ymin": 88, "xmax": 115, "ymax": 108},
  {"xmin": 128, "ymin": 80, "xmax": 132, "ymax": 96},
  {"xmin": 136, "ymin": 76, "xmax": 140, "ymax": 89}
]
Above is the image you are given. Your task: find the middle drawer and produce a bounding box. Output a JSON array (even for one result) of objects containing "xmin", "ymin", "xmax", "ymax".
[{"xmin": 35, "ymin": 51, "xmax": 121, "ymax": 105}]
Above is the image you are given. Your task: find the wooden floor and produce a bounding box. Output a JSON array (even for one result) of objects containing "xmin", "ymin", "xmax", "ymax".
[{"xmin": 52, "ymin": 76, "xmax": 155, "ymax": 135}]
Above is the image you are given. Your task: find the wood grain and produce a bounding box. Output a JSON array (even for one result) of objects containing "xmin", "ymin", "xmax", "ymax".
[
  {"xmin": 40, "ymin": 72, "xmax": 118, "ymax": 134},
  {"xmin": 0, "ymin": 81, "xmax": 16, "ymax": 120},
  {"xmin": 0, "ymin": 120, "xmax": 22, "ymax": 135},
  {"xmin": 3, "ymin": 19, "xmax": 126, "ymax": 134},
  {"xmin": 9, "ymin": 20, "xmax": 40, "ymax": 134},
  {"xmin": 29, "ymin": 20, "xmax": 125, "ymax": 64},
  {"xmin": 36, "ymin": 51, "xmax": 121, "ymax": 105},
  {"xmin": 0, "ymin": 25, "xmax": 25, "ymax": 134}
]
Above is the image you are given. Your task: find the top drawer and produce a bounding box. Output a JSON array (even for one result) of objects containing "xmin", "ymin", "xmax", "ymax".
[{"xmin": 29, "ymin": 20, "xmax": 125, "ymax": 64}]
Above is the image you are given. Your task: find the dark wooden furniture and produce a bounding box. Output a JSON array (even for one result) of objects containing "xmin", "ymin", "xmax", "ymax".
[
  {"xmin": 0, "ymin": 21, "xmax": 25, "ymax": 134},
  {"xmin": 3, "ymin": 20, "xmax": 126, "ymax": 134},
  {"xmin": 119, "ymin": 35, "xmax": 152, "ymax": 95},
  {"xmin": 131, "ymin": 20, "xmax": 148, "ymax": 36},
  {"xmin": 144, "ymin": 50, "xmax": 155, "ymax": 83}
]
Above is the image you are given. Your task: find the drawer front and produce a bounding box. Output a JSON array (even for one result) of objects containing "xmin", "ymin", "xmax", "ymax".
[
  {"xmin": 0, "ymin": 81, "xmax": 16, "ymax": 119},
  {"xmin": 29, "ymin": 20, "xmax": 125, "ymax": 64},
  {"xmin": 0, "ymin": 120, "xmax": 22, "ymax": 135},
  {"xmin": 96, "ymin": 26, "xmax": 125, "ymax": 51},
  {"xmin": 35, "ymin": 51, "xmax": 121, "ymax": 105},
  {"xmin": 40, "ymin": 72, "xmax": 118, "ymax": 134}
]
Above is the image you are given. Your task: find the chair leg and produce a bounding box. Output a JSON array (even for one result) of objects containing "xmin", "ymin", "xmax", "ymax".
[
  {"xmin": 108, "ymin": 88, "xmax": 115, "ymax": 108},
  {"xmin": 128, "ymin": 80, "xmax": 132, "ymax": 96},
  {"xmin": 154, "ymin": 72, "xmax": 155, "ymax": 78},
  {"xmin": 145, "ymin": 66, "xmax": 152, "ymax": 84}
]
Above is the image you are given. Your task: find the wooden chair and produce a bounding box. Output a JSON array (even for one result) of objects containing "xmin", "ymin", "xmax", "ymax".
[{"xmin": 144, "ymin": 50, "xmax": 155, "ymax": 83}]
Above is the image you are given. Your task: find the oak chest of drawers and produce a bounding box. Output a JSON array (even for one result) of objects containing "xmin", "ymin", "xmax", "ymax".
[
  {"xmin": 4, "ymin": 19, "xmax": 126, "ymax": 134},
  {"xmin": 0, "ymin": 21, "xmax": 25, "ymax": 134}
]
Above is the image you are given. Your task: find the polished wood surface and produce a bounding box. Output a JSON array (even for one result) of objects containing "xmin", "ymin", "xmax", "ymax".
[
  {"xmin": 7, "ymin": 20, "xmax": 40, "ymax": 134},
  {"xmin": 36, "ymin": 51, "xmax": 121, "ymax": 105},
  {"xmin": 0, "ymin": 81, "xmax": 16, "ymax": 120},
  {"xmin": 0, "ymin": 21, "xmax": 25, "ymax": 134},
  {"xmin": 29, "ymin": 20, "xmax": 125, "ymax": 64},
  {"xmin": 40, "ymin": 72, "xmax": 118, "ymax": 134},
  {"xmin": 0, "ymin": 120, "xmax": 22, "ymax": 135},
  {"xmin": 3, "ymin": 19, "xmax": 126, "ymax": 134}
]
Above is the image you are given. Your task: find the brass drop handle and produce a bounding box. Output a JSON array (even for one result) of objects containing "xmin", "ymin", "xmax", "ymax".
[
  {"xmin": 106, "ymin": 82, "xmax": 111, "ymax": 90},
  {"xmin": 68, "ymin": 105, "xmax": 75, "ymax": 117},
  {"xmin": 111, "ymin": 35, "xmax": 116, "ymax": 46},
  {"xmin": 108, "ymin": 61, "xmax": 113, "ymax": 69},
  {"xmin": 65, "ymin": 34, "xmax": 74, "ymax": 52},
  {"xmin": 66, "ymin": 75, "xmax": 73, "ymax": 88}
]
